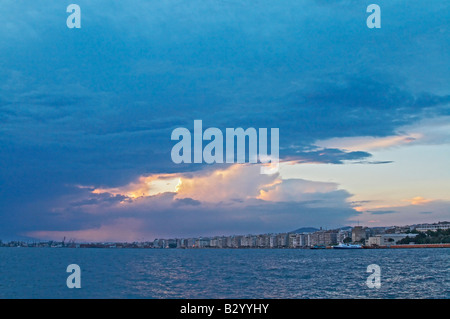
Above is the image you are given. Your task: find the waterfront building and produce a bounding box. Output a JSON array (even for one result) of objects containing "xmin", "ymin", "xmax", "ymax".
[
  {"xmin": 186, "ymin": 238, "xmax": 195, "ymax": 248},
  {"xmin": 337, "ymin": 230, "xmax": 351, "ymax": 243},
  {"xmin": 352, "ymin": 226, "xmax": 366, "ymax": 243},
  {"xmin": 209, "ymin": 238, "xmax": 218, "ymax": 247},
  {"xmin": 278, "ymin": 233, "xmax": 290, "ymax": 248},
  {"xmin": 288, "ymin": 233, "xmax": 297, "ymax": 248},
  {"xmin": 267, "ymin": 235, "xmax": 274, "ymax": 248},
  {"xmin": 297, "ymin": 234, "xmax": 307, "ymax": 247},
  {"xmin": 367, "ymin": 233, "xmax": 418, "ymax": 246}
]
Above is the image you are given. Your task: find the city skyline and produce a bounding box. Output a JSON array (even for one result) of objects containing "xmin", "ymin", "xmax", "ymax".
[
  {"xmin": 1, "ymin": 1, "xmax": 449, "ymax": 242},
  {"xmin": 4, "ymin": 221, "xmax": 449, "ymax": 248}
]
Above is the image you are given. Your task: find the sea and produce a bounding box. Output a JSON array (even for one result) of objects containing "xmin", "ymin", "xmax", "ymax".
[{"xmin": 0, "ymin": 247, "xmax": 448, "ymax": 299}]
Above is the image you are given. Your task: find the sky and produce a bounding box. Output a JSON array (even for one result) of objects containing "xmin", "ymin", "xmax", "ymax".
[{"xmin": 0, "ymin": 0, "xmax": 449, "ymax": 242}]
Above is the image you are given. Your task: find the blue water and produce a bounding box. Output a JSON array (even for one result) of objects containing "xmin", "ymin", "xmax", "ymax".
[{"xmin": 0, "ymin": 248, "xmax": 448, "ymax": 298}]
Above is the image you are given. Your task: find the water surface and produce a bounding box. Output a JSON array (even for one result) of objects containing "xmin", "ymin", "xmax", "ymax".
[{"xmin": 0, "ymin": 248, "xmax": 448, "ymax": 298}]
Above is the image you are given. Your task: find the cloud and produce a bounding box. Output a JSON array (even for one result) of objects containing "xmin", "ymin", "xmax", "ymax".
[
  {"xmin": 315, "ymin": 115, "xmax": 450, "ymax": 155},
  {"xmin": 353, "ymin": 160, "xmax": 394, "ymax": 165},
  {"xmin": 91, "ymin": 174, "xmax": 181, "ymax": 199},
  {"xmin": 349, "ymin": 200, "xmax": 450, "ymax": 226},
  {"xmin": 69, "ymin": 194, "xmax": 129, "ymax": 208},
  {"xmin": 403, "ymin": 197, "xmax": 433, "ymax": 206},
  {"xmin": 173, "ymin": 198, "xmax": 201, "ymax": 207},
  {"xmin": 175, "ymin": 165, "xmax": 276, "ymax": 202},
  {"xmin": 289, "ymin": 148, "xmax": 371, "ymax": 164},
  {"xmin": 317, "ymin": 135, "xmax": 421, "ymax": 152},
  {"xmin": 367, "ymin": 210, "xmax": 396, "ymax": 215},
  {"xmin": 258, "ymin": 178, "xmax": 346, "ymax": 204},
  {"xmin": 23, "ymin": 164, "xmax": 358, "ymax": 240}
]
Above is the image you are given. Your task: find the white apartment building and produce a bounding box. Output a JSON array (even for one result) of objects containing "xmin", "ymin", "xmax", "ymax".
[
  {"xmin": 367, "ymin": 233, "xmax": 418, "ymax": 246},
  {"xmin": 415, "ymin": 223, "xmax": 450, "ymax": 232}
]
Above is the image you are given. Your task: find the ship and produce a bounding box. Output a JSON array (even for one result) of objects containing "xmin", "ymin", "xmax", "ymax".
[{"xmin": 333, "ymin": 243, "xmax": 362, "ymax": 249}]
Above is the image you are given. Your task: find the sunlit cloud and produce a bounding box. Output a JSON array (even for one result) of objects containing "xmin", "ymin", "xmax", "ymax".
[
  {"xmin": 403, "ymin": 196, "xmax": 433, "ymax": 206},
  {"xmin": 87, "ymin": 163, "xmax": 350, "ymax": 206},
  {"xmin": 316, "ymin": 134, "xmax": 421, "ymax": 152},
  {"xmin": 26, "ymin": 163, "xmax": 356, "ymax": 241},
  {"xmin": 315, "ymin": 115, "xmax": 450, "ymax": 153},
  {"xmin": 258, "ymin": 178, "xmax": 338, "ymax": 202},
  {"xmin": 175, "ymin": 165, "xmax": 277, "ymax": 202},
  {"xmin": 91, "ymin": 174, "xmax": 181, "ymax": 199},
  {"xmin": 347, "ymin": 197, "xmax": 450, "ymax": 227},
  {"xmin": 88, "ymin": 164, "xmax": 280, "ymax": 203},
  {"xmin": 349, "ymin": 197, "xmax": 433, "ymax": 213}
]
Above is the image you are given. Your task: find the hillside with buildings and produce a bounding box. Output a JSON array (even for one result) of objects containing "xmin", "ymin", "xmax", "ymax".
[{"xmin": 150, "ymin": 221, "xmax": 450, "ymax": 249}]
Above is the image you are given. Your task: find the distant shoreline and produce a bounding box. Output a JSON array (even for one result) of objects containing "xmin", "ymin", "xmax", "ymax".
[{"xmin": 2, "ymin": 243, "xmax": 449, "ymax": 249}]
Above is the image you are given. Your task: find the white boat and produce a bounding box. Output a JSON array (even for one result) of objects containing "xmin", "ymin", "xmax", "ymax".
[{"xmin": 333, "ymin": 243, "xmax": 362, "ymax": 249}]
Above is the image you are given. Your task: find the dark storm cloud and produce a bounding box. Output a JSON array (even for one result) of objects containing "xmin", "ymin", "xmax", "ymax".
[
  {"xmin": 353, "ymin": 160, "xmax": 394, "ymax": 165},
  {"xmin": 367, "ymin": 210, "xmax": 397, "ymax": 215},
  {"xmin": 69, "ymin": 194, "xmax": 129, "ymax": 207},
  {"xmin": 173, "ymin": 198, "xmax": 202, "ymax": 207},
  {"xmin": 290, "ymin": 148, "xmax": 371, "ymax": 164}
]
